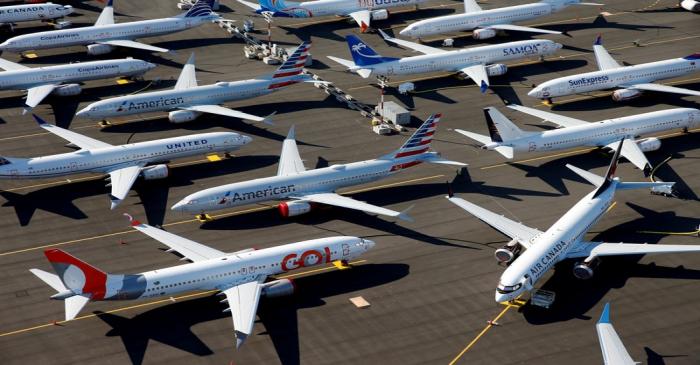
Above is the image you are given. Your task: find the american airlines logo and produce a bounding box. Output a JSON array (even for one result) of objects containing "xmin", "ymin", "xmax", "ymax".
[
  {"xmin": 568, "ymin": 75, "xmax": 610, "ymax": 86},
  {"xmin": 166, "ymin": 140, "xmax": 208, "ymax": 149},
  {"xmin": 117, "ymin": 97, "xmax": 184, "ymax": 112},
  {"xmin": 502, "ymin": 44, "xmax": 539, "ymax": 56},
  {"xmin": 219, "ymin": 185, "xmax": 296, "ymax": 204}
]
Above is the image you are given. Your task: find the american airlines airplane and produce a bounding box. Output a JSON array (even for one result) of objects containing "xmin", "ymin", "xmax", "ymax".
[
  {"xmin": 328, "ymin": 31, "xmax": 562, "ymax": 92},
  {"xmin": 29, "ymin": 215, "xmax": 375, "ymax": 347},
  {"xmin": 447, "ymin": 140, "xmax": 700, "ymax": 303},
  {"xmin": 237, "ymin": 0, "xmax": 424, "ymax": 32},
  {"xmin": 0, "ymin": 2, "xmax": 73, "ymax": 31},
  {"xmin": 0, "ymin": 115, "xmax": 252, "ymax": 209},
  {"xmin": 596, "ymin": 303, "xmax": 636, "ymax": 365},
  {"xmin": 0, "ymin": 56, "xmax": 155, "ymax": 113},
  {"xmin": 0, "ymin": 0, "xmax": 219, "ymax": 55},
  {"xmin": 172, "ymin": 113, "xmax": 465, "ymax": 221},
  {"xmin": 529, "ymin": 36, "xmax": 700, "ymax": 102},
  {"xmin": 457, "ymin": 105, "xmax": 700, "ymax": 176},
  {"xmin": 399, "ymin": 0, "xmax": 601, "ymax": 39},
  {"xmin": 76, "ymin": 42, "xmax": 312, "ymax": 124}
]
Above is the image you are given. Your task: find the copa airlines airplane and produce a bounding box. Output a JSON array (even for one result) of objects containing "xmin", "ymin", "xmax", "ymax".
[
  {"xmin": 0, "ymin": 115, "xmax": 251, "ymax": 209},
  {"xmin": 29, "ymin": 215, "xmax": 375, "ymax": 348},
  {"xmin": 76, "ymin": 42, "xmax": 313, "ymax": 124},
  {"xmin": 447, "ymin": 140, "xmax": 700, "ymax": 303},
  {"xmin": 399, "ymin": 0, "xmax": 600, "ymax": 39},
  {"xmin": 0, "ymin": 2, "xmax": 73, "ymax": 30},
  {"xmin": 0, "ymin": 0, "xmax": 219, "ymax": 55},
  {"xmin": 529, "ymin": 36, "xmax": 700, "ymax": 102},
  {"xmin": 328, "ymin": 31, "xmax": 562, "ymax": 92},
  {"xmin": 237, "ymin": 0, "xmax": 424, "ymax": 32},
  {"xmin": 457, "ymin": 105, "xmax": 700, "ymax": 176},
  {"xmin": 0, "ymin": 56, "xmax": 155, "ymax": 113},
  {"xmin": 172, "ymin": 114, "xmax": 465, "ymax": 221},
  {"xmin": 596, "ymin": 303, "xmax": 636, "ymax": 365}
]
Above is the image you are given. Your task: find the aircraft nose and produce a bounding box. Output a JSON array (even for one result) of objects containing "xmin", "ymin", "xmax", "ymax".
[
  {"xmin": 399, "ymin": 28, "xmax": 409, "ymax": 36},
  {"xmin": 171, "ymin": 199, "xmax": 188, "ymax": 212},
  {"xmin": 495, "ymin": 292, "xmax": 509, "ymax": 303},
  {"xmin": 554, "ymin": 42, "xmax": 563, "ymax": 50},
  {"xmin": 241, "ymin": 135, "xmax": 253, "ymax": 144},
  {"xmin": 146, "ymin": 62, "xmax": 157, "ymax": 70},
  {"xmin": 75, "ymin": 108, "xmax": 88, "ymax": 118},
  {"xmin": 527, "ymin": 88, "xmax": 540, "ymax": 98}
]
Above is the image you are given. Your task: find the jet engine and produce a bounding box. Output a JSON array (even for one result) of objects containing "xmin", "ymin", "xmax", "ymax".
[
  {"xmin": 572, "ymin": 258, "xmax": 600, "ymax": 280},
  {"xmin": 636, "ymin": 137, "xmax": 661, "ymax": 152},
  {"xmin": 612, "ymin": 88, "xmax": 642, "ymax": 102},
  {"xmin": 472, "ymin": 28, "xmax": 497, "ymax": 40},
  {"xmin": 261, "ymin": 279, "xmax": 295, "ymax": 298},
  {"xmin": 278, "ymin": 201, "xmax": 311, "ymax": 217},
  {"xmin": 87, "ymin": 43, "xmax": 114, "ymax": 56},
  {"xmin": 485, "ymin": 64, "xmax": 508, "ymax": 77},
  {"xmin": 370, "ymin": 9, "xmax": 389, "ymax": 20},
  {"xmin": 168, "ymin": 110, "xmax": 202, "ymax": 124},
  {"xmin": 141, "ymin": 164, "xmax": 169, "ymax": 180},
  {"xmin": 53, "ymin": 83, "xmax": 81, "ymax": 96},
  {"xmin": 494, "ymin": 238, "xmax": 521, "ymax": 263}
]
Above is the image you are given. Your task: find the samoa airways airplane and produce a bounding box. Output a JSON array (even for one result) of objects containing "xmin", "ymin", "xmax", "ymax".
[
  {"xmin": 0, "ymin": 2, "xmax": 73, "ymax": 30},
  {"xmin": 528, "ymin": 36, "xmax": 700, "ymax": 102},
  {"xmin": 399, "ymin": 0, "xmax": 601, "ymax": 40},
  {"xmin": 76, "ymin": 42, "xmax": 313, "ymax": 124},
  {"xmin": 328, "ymin": 31, "xmax": 562, "ymax": 92},
  {"xmin": 0, "ymin": 115, "xmax": 251, "ymax": 209},
  {"xmin": 447, "ymin": 140, "xmax": 700, "ymax": 303},
  {"xmin": 29, "ymin": 215, "xmax": 375, "ymax": 347},
  {"xmin": 0, "ymin": 56, "xmax": 155, "ymax": 113},
  {"xmin": 172, "ymin": 113, "xmax": 466, "ymax": 221},
  {"xmin": 456, "ymin": 105, "xmax": 700, "ymax": 176},
  {"xmin": 0, "ymin": 0, "xmax": 219, "ymax": 55}
]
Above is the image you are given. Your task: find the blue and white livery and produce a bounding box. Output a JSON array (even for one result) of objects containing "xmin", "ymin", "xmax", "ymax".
[{"xmin": 596, "ymin": 303, "xmax": 636, "ymax": 365}]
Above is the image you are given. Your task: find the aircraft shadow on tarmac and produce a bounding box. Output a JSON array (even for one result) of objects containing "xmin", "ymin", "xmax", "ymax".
[
  {"xmin": 645, "ymin": 346, "xmax": 688, "ymax": 365},
  {"xmin": 520, "ymin": 202, "xmax": 700, "ymax": 325},
  {"xmin": 93, "ymin": 263, "xmax": 409, "ymax": 365}
]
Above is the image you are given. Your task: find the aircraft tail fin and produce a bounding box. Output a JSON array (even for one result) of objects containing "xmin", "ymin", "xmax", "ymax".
[
  {"xmin": 182, "ymin": 0, "xmax": 216, "ymax": 17},
  {"xmin": 267, "ymin": 41, "xmax": 311, "ymax": 81},
  {"xmin": 93, "ymin": 0, "xmax": 114, "ymax": 26},
  {"xmin": 43, "ymin": 249, "xmax": 109, "ymax": 301},
  {"xmin": 346, "ymin": 35, "xmax": 398, "ymax": 67},
  {"xmin": 566, "ymin": 138, "xmax": 623, "ymax": 197},
  {"xmin": 383, "ymin": 113, "xmax": 441, "ymax": 160},
  {"xmin": 483, "ymin": 107, "xmax": 528, "ymax": 142},
  {"xmin": 29, "ymin": 268, "xmax": 91, "ymax": 321}
]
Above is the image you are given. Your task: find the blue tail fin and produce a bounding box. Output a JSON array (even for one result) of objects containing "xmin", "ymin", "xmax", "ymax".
[
  {"xmin": 183, "ymin": 0, "xmax": 215, "ymax": 17},
  {"xmin": 346, "ymin": 35, "xmax": 397, "ymax": 67}
]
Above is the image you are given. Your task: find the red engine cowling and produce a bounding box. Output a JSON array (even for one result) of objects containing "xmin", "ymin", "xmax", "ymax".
[
  {"xmin": 141, "ymin": 164, "xmax": 169, "ymax": 180},
  {"xmin": 278, "ymin": 201, "xmax": 311, "ymax": 217},
  {"xmin": 612, "ymin": 88, "xmax": 642, "ymax": 101},
  {"xmin": 261, "ymin": 279, "xmax": 295, "ymax": 298},
  {"xmin": 473, "ymin": 28, "xmax": 497, "ymax": 40},
  {"xmin": 636, "ymin": 137, "xmax": 661, "ymax": 152}
]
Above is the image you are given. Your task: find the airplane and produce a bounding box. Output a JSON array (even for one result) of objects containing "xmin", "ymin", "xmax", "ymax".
[
  {"xmin": 399, "ymin": 0, "xmax": 601, "ymax": 40},
  {"xmin": 0, "ymin": 56, "xmax": 156, "ymax": 114},
  {"xmin": 76, "ymin": 42, "xmax": 313, "ymax": 124},
  {"xmin": 29, "ymin": 214, "xmax": 375, "ymax": 348},
  {"xmin": 596, "ymin": 303, "xmax": 636, "ymax": 365},
  {"xmin": 237, "ymin": 0, "xmax": 424, "ymax": 33},
  {"xmin": 456, "ymin": 105, "xmax": 700, "ymax": 176},
  {"xmin": 0, "ymin": 0, "xmax": 220, "ymax": 55},
  {"xmin": 0, "ymin": 115, "xmax": 252, "ymax": 209},
  {"xmin": 681, "ymin": 0, "xmax": 700, "ymax": 12},
  {"xmin": 0, "ymin": 2, "xmax": 73, "ymax": 31},
  {"xmin": 446, "ymin": 140, "xmax": 700, "ymax": 303},
  {"xmin": 528, "ymin": 36, "xmax": 700, "ymax": 102},
  {"xmin": 172, "ymin": 113, "xmax": 466, "ymax": 221},
  {"xmin": 327, "ymin": 31, "xmax": 562, "ymax": 92}
]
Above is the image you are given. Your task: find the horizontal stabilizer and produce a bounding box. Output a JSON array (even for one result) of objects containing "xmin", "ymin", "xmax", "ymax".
[
  {"xmin": 566, "ymin": 164, "xmax": 604, "ymax": 187},
  {"xmin": 617, "ymin": 181, "xmax": 675, "ymax": 191},
  {"xmin": 65, "ymin": 295, "xmax": 90, "ymax": 321},
  {"xmin": 327, "ymin": 55, "xmax": 356, "ymax": 69},
  {"xmin": 421, "ymin": 152, "xmax": 467, "ymax": 166},
  {"xmin": 29, "ymin": 268, "xmax": 67, "ymax": 293}
]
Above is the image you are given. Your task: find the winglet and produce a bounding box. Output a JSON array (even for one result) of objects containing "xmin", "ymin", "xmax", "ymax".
[
  {"xmin": 286, "ymin": 125, "xmax": 296, "ymax": 140},
  {"xmin": 123, "ymin": 213, "xmax": 141, "ymax": 227},
  {"xmin": 480, "ymin": 80, "xmax": 489, "ymax": 94},
  {"xmin": 263, "ymin": 112, "xmax": 276, "ymax": 126},
  {"xmin": 109, "ymin": 194, "xmax": 122, "ymax": 210},
  {"xmin": 107, "ymin": 0, "xmax": 113, "ymax": 7},
  {"xmin": 32, "ymin": 114, "xmax": 49, "ymax": 126},
  {"xmin": 378, "ymin": 28, "xmax": 391, "ymax": 40},
  {"xmin": 594, "ymin": 34, "xmax": 603, "ymax": 46},
  {"xmin": 235, "ymin": 331, "xmax": 248, "ymax": 349},
  {"xmin": 398, "ymin": 205, "xmax": 415, "ymax": 222},
  {"xmin": 186, "ymin": 52, "xmax": 195, "ymax": 65},
  {"xmin": 598, "ymin": 302, "xmax": 611, "ymax": 324}
]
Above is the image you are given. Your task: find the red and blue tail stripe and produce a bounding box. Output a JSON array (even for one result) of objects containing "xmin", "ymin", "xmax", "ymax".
[
  {"xmin": 272, "ymin": 41, "xmax": 311, "ymax": 79},
  {"xmin": 392, "ymin": 113, "xmax": 440, "ymax": 159}
]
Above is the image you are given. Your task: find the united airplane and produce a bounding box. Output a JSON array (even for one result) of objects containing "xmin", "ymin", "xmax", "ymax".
[
  {"xmin": 76, "ymin": 42, "xmax": 313, "ymax": 124},
  {"xmin": 0, "ymin": 0, "xmax": 219, "ymax": 55},
  {"xmin": 447, "ymin": 140, "xmax": 700, "ymax": 303},
  {"xmin": 237, "ymin": 0, "xmax": 424, "ymax": 32},
  {"xmin": 0, "ymin": 115, "xmax": 251, "ymax": 209},
  {"xmin": 400, "ymin": 0, "xmax": 601, "ymax": 39},
  {"xmin": 0, "ymin": 56, "xmax": 155, "ymax": 113},
  {"xmin": 457, "ymin": 105, "xmax": 700, "ymax": 176},
  {"xmin": 328, "ymin": 31, "xmax": 562, "ymax": 92},
  {"xmin": 30, "ymin": 214, "xmax": 374, "ymax": 347},
  {"xmin": 0, "ymin": 2, "xmax": 73, "ymax": 31},
  {"xmin": 529, "ymin": 36, "xmax": 700, "ymax": 102},
  {"xmin": 172, "ymin": 113, "xmax": 465, "ymax": 221}
]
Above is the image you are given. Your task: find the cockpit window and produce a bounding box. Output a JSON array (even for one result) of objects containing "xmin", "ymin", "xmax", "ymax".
[
  {"xmin": 0, "ymin": 157, "xmax": 10, "ymax": 166},
  {"xmin": 496, "ymin": 283, "xmax": 522, "ymax": 294}
]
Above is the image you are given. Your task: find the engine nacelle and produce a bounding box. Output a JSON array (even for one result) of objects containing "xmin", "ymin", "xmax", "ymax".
[
  {"xmin": 168, "ymin": 110, "xmax": 202, "ymax": 124},
  {"xmin": 472, "ymin": 28, "xmax": 497, "ymax": 40},
  {"xmin": 681, "ymin": 0, "xmax": 700, "ymax": 12},
  {"xmin": 53, "ymin": 83, "xmax": 81, "ymax": 96},
  {"xmin": 572, "ymin": 258, "xmax": 600, "ymax": 280},
  {"xmin": 612, "ymin": 88, "xmax": 642, "ymax": 102},
  {"xmin": 494, "ymin": 238, "xmax": 521, "ymax": 263},
  {"xmin": 636, "ymin": 137, "xmax": 661, "ymax": 152},
  {"xmin": 141, "ymin": 164, "xmax": 169, "ymax": 180},
  {"xmin": 86, "ymin": 43, "xmax": 114, "ymax": 56},
  {"xmin": 370, "ymin": 9, "xmax": 389, "ymax": 21},
  {"xmin": 261, "ymin": 279, "xmax": 295, "ymax": 298},
  {"xmin": 278, "ymin": 201, "xmax": 311, "ymax": 217},
  {"xmin": 485, "ymin": 64, "xmax": 508, "ymax": 77}
]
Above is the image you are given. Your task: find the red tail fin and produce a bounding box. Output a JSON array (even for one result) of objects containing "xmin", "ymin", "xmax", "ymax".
[{"xmin": 44, "ymin": 249, "xmax": 107, "ymax": 300}]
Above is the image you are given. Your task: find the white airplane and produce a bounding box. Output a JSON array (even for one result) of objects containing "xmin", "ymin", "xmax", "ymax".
[
  {"xmin": 0, "ymin": 0, "xmax": 220, "ymax": 55},
  {"xmin": 681, "ymin": 0, "xmax": 700, "ymax": 12},
  {"xmin": 447, "ymin": 140, "xmax": 700, "ymax": 303},
  {"xmin": 456, "ymin": 105, "xmax": 700, "ymax": 176},
  {"xmin": 529, "ymin": 36, "xmax": 700, "ymax": 102},
  {"xmin": 0, "ymin": 56, "xmax": 155, "ymax": 114},
  {"xmin": 596, "ymin": 303, "xmax": 636, "ymax": 365},
  {"xmin": 399, "ymin": 0, "xmax": 601, "ymax": 40},
  {"xmin": 0, "ymin": 115, "xmax": 252, "ymax": 209},
  {"xmin": 29, "ymin": 215, "xmax": 375, "ymax": 348},
  {"xmin": 172, "ymin": 113, "xmax": 465, "ymax": 221},
  {"xmin": 76, "ymin": 42, "xmax": 313, "ymax": 124},
  {"xmin": 0, "ymin": 2, "xmax": 73, "ymax": 31},
  {"xmin": 327, "ymin": 31, "xmax": 562, "ymax": 92},
  {"xmin": 237, "ymin": 0, "xmax": 424, "ymax": 33}
]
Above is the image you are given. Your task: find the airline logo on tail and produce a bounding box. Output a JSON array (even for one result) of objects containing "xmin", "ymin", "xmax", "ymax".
[
  {"xmin": 184, "ymin": 0, "xmax": 216, "ymax": 17},
  {"xmin": 392, "ymin": 113, "xmax": 439, "ymax": 157},
  {"xmin": 269, "ymin": 41, "xmax": 311, "ymax": 89},
  {"xmin": 44, "ymin": 249, "xmax": 107, "ymax": 300},
  {"xmin": 346, "ymin": 35, "xmax": 398, "ymax": 67}
]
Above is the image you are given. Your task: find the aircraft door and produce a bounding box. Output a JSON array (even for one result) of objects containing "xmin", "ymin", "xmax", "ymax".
[
  {"xmin": 528, "ymin": 141, "xmax": 536, "ymax": 152},
  {"xmin": 342, "ymin": 243, "xmax": 350, "ymax": 258},
  {"xmin": 70, "ymin": 161, "xmax": 78, "ymax": 172}
]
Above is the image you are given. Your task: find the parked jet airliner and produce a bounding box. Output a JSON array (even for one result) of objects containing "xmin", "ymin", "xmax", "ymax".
[
  {"xmin": 172, "ymin": 113, "xmax": 465, "ymax": 221},
  {"xmin": 0, "ymin": 2, "xmax": 73, "ymax": 30},
  {"xmin": 596, "ymin": 303, "xmax": 636, "ymax": 365},
  {"xmin": 30, "ymin": 215, "xmax": 375, "ymax": 347},
  {"xmin": 447, "ymin": 140, "xmax": 700, "ymax": 303},
  {"xmin": 0, "ymin": 115, "xmax": 251, "ymax": 209}
]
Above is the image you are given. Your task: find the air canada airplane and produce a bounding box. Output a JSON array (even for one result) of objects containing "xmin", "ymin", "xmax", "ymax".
[
  {"xmin": 172, "ymin": 113, "xmax": 466, "ymax": 221},
  {"xmin": 457, "ymin": 105, "xmax": 700, "ymax": 176},
  {"xmin": 30, "ymin": 214, "xmax": 375, "ymax": 348},
  {"xmin": 0, "ymin": 2, "xmax": 73, "ymax": 31},
  {"xmin": 0, "ymin": 0, "xmax": 219, "ymax": 55},
  {"xmin": 447, "ymin": 140, "xmax": 700, "ymax": 303},
  {"xmin": 0, "ymin": 115, "xmax": 251, "ymax": 209}
]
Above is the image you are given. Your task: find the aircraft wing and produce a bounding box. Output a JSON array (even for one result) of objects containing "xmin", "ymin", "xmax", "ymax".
[
  {"xmin": 277, "ymin": 126, "xmax": 306, "ymax": 176},
  {"xmin": 236, "ymin": 0, "xmax": 260, "ymax": 10},
  {"xmin": 567, "ymin": 241, "xmax": 700, "ymax": 260},
  {"xmin": 596, "ymin": 303, "xmax": 636, "ymax": 365},
  {"xmin": 593, "ymin": 36, "xmax": 622, "ymax": 71},
  {"xmin": 605, "ymin": 139, "xmax": 651, "ymax": 173},
  {"xmin": 127, "ymin": 218, "xmax": 226, "ymax": 262},
  {"xmin": 181, "ymin": 105, "xmax": 266, "ymax": 122},
  {"xmin": 98, "ymin": 39, "xmax": 169, "ymax": 53},
  {"xmin": 34, "ymin": 115, "xmax": 113, "ymax": 149},
  {"xmin": 463, "ymin": 0, "xmax": 482, "ymax": 12},
  {"xmin": 624, "ymin": 82, "xmax": 700, "ymax": 97},
  {"xmin": 175, "ymin": 53, "xmax": 198, "ymax": 90},
  {"xmin": 221, "ymin": 276, "xmax": 266, "ymax": 348},
  {"xmin": 482, "ymin": 24, "xmax": 561, "ymax": 35},
  {"xmin": 377, "ymin": 29, "xmax": 447, "ymax": 55},
  {"xmin": 24, "ymin": 84, "xmax": 58, "ymax": 111},
  {"xmin": 293, "ymin": 192, "xmax": 412, "ymax": 221},
  {"xmin": 458, "ymin": 64, "xmax": 490, "ymax": 93},
  {"xmin": 507, "ymin": 104, "xmax": 589, "ymax": 127},
  {"xmin": 0, "ymin": 57, "xmax": 30, "ymax": 71},
  {"xmin": 447, "ymin": 196, "xmax": 541, "ymax": 249},
  {"xmin": 347, "ymin": 10, "xmax": 370, "ymax": 32},
  {"xmin": 107, "ymin": 165, "xmax": 143, "ymax": 210}
]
